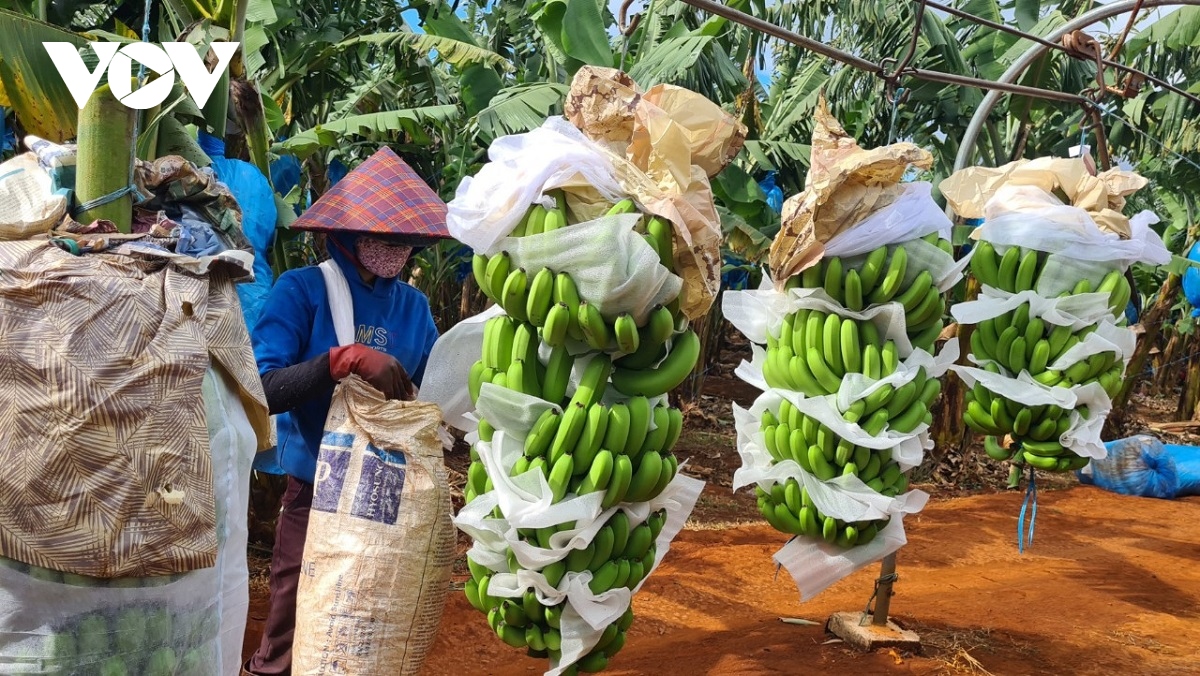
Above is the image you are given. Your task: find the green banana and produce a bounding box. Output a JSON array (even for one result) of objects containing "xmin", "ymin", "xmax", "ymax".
[{"xmin": 610, "ymin": 330, "xmax": 700, "ymax": 397}]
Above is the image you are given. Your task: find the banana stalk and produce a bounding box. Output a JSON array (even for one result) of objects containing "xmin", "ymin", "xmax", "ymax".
[{"xmin": 76, "ymin": 83, "xmax": 135, "ymax": 233}]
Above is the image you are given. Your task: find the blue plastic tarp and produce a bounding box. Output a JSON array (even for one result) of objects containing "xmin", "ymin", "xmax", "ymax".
[
  {"xmin": 1080, "ymin": 436, "xmax": 1200, "ymax": 499},
  {"xmin": 197, "ymin": 131, "xmax": 277, "ymax": 330}
]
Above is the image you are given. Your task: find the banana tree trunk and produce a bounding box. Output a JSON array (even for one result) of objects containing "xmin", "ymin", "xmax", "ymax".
[
  {"xmin": 76, "ymin": 84, "xmax": 135, "ymax": 233},
  {"xmin": 1180, "ymin": 333, "xmax": 1200, "ymax": 420},
  {"xmin": 924, "ymin": 278, "xmax": 974, "ymax": 478},
  {"xmin": 1108, "ymin": 273, "xmax": 1180, "ymax": 433},
  {"xmin": 1154, "ymin": 331, "xmax": 1180, "ymax": 397},
  {"xmin": 679, "ymin": 290, "xmax": 726, "ymax": 407}
]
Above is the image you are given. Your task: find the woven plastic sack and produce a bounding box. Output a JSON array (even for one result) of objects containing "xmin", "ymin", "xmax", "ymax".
[
  {"xmin": 1079, "ymin": 436, "xmax": 1178, "ymax": 499},
  {"xmin": 0, "ymin": 153, "xmax": 67, "ymax": 241},
  {"xmin": 293, "ymin": 375, "xmax": 454, "ymax": 676},
  {"xmin": 0, "ymin": 365, "xmax": 255, "ymax": 675}
]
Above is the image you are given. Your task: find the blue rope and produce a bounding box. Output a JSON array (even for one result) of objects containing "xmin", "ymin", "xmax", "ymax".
[{"xmin": 1017, "ymin": 465, "xmax": 1038, "ymax": 553}]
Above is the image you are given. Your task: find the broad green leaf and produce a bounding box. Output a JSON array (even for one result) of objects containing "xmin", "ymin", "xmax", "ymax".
[
  {"xmin": 243, "ymin": 23, "xmax": 270, "ymax": 77},
  {"xmin": 460, "ymin": 64, "xmax": 503, "ymax": 117},
  {"xmin": 337, "ymin": 31, "xmax": 512, "ymax": 71},
  {"xmin": 275, "ymin": 105, "xmax": 460, "ymax": 158},
  {"xmin": 742, "ymin": 140, "xmax": 812, "ymax": 168},
  {"xmin": 628, "ymin": 35, "xmax": 713, "ymax": 88},
  {"xmin": 560, "ymin": 0, "xmax": 614, "ymax": 67},
  {"xmin": 261, "ymin": 90, "xmax": 284, "ymax": 135},
  {"xmin": 1129, "ymin": 7, "xmax": 1200, "ymax": 55},
  {"xmin": 246, "ymin": 0, "xmax": 278, "ymax": 25},
  {"xmin": 999, "ymin": 12, "xmax": 1066, "ymax": 64},
  {"xmin": 536, "ymin": 0, "xmax": 613, "ymax": 71},
  {"xmin": 0, "ymin": 9, "xmax": 89, "ymax": 142},
  {"xmin": 476, "ymin": 82, "xmax": 569, "ymax": 143},
  {"xmin": 711, "ymin": 161, "xmax": 767, "ymax": 206},
  {"xmin": 1014, "ymin": 0, "xmax": 1040, "ymax": 32},
  {"xmin": 423, "ymin": 12, "xmax": 481, "ymax": 47}
]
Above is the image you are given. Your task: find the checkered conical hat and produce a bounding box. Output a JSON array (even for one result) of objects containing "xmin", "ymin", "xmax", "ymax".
[{"xmin": 291, "ymin": 147, "xmax": 450, "ymax": 238}]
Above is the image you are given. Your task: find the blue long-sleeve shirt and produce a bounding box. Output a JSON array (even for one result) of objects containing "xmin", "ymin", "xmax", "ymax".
[{"xmin": 251, "ymin": 242, "xmax": 438, "ymax": 483}]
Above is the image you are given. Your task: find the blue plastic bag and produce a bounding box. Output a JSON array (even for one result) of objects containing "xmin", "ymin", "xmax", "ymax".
[
  {"xmin": 197, "ymin": 132, "xmax": 277, "ymax": 329},
  {"xmin": 1183, "ymin": 241, "xmax": 1200, "ymax": 317},
  {"xmin": 758, "ymin": 171, "xmax": 783, "ymax": 214},
  {"xmin": 1079, "ymin": 436, "xmax": 1178, "ymax": 499},
  {"xmin": 198, "ymin": 132, "xmax": 283, "ymax": 475},
  {"xmin": 1161, "ymin": 445, "xmax": 1200, "ymax": 497}
]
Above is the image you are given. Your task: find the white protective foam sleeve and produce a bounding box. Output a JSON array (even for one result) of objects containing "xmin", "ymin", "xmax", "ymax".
[
  {"xmin": 455, "ymin": 470, "xmax": 704, "ymax": 676},
  {"xmin": 724, "ymin": 280, "xmax": 914, "ymax": 356},
  {"xmin": 453, "ymin": 383, "xmax": 704, "ymax": 676},
  {"xmin": 500, "ymin": 214, "xmax": 682, "ymax": 325},
  {"xmin": 446, "ymin": 117, "xmax": 626, "ymax": 256},
  {"xmin": 978, "ymin": 184, "xmax": 1171, "ymax": 269},
  {"xmin": 952, "ymin": 286, "xmax": 1115, "ymax": 332},
  {"xmin": 732, "ymin": 340, "xmax": 959, "ymax": 469},
  {"xmin": 823, "ymin": 182, "xmax": 953, "ymax": 258},
  {"xmin": 952, "ymin": 366, "xmax": 1112, "ymax": 459},
  {"xmin": 773, "ymin": 515, "xmax": 909, "ymax": 601},
  {"xmin": 419, "ymin": 304, "xmax": 505, "ymax": 433},
  {"xmin": 732, "ymin": 391, "xmax": 930, "ymax": 518}
]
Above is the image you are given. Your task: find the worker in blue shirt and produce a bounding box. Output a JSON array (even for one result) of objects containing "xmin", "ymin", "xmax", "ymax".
[{"xmin": 244, "ymin": 147, "xmax": 451, "ymax": 676}]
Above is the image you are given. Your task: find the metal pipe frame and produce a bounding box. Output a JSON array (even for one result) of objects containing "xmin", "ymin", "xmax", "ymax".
[{"xmin": 954, "ymin": 0, "xmax": 1200, "ymax": 173}]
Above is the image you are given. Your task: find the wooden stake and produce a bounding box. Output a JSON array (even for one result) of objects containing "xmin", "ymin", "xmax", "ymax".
[{"xmin": 872, "ymin": 553, "xmax": 897, "ymax": 626}]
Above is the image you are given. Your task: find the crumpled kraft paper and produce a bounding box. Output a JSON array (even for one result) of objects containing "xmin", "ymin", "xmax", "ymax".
[
  {"xmin": 939, "ymin": 156, "xmax": 1147, "ymax": 239},
  {"xmin": 768, "ymin": 95, "xmax": 932, "ymax": 286},
  {"xmin": 564, "ymin": 66, "xmax": 747, "ymax": 319}
]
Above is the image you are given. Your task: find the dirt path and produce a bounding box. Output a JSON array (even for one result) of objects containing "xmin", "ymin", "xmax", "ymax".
[{"xmin": 407, "ymin": 487, "xmax": 1200, "ymax": 675}]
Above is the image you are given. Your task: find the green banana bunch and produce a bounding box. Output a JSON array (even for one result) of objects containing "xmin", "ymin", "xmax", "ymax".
[
  {"xmin": 780, "ymin": 232, "xmax": 950, "ymax": 351},
  {"xmin": 963, "ymin": 242, "xmax": 1129, "ymax": 474},
  {"xmin": 760, "ymin": 387, "xmax": 924, "ymax": 487},
  {"xmin": 465, "ymin": 194, "xmax": 704, "ymax": 673},
  {"xmin": 755, "ymin": 482, "xmax": 888, "ymax": 549},
  {"xmin": 465, "ymin": 510, "xmax": 665, "ymax": 670},
  {"xmin": 762, "ymin": 306, "xmax": 903, "ymax": 396}
]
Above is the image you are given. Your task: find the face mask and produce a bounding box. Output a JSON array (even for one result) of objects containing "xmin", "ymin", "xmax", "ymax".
[{"xmin": 355, "ymin": 237, "xmax": 413, "ymax": 279}]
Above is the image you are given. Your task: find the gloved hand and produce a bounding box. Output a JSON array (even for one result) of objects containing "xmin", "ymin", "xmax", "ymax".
[{"xmin": 329, "ymin": 344, "xmax": 414, "ymax": 400}]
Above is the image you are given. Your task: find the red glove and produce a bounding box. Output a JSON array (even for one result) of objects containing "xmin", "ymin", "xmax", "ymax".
[{"xmin": 329, "ymin": 344, "xmax": 414, "ymax": 401}]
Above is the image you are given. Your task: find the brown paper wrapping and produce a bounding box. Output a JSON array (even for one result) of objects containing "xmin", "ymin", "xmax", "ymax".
[
  {"xmin": 768, "ymin": 96, "xmax": 932, "ymax": 287},
  {"xmin": 939, "ymin": 156, "xmax": 1148, "ymax": 239},
  {"xmin": 564, "ymin": 66, "xmax": 747, "ymax": 319}
]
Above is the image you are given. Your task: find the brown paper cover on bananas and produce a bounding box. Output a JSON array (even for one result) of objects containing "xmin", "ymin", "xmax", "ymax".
[
  {"xmin": 939, "ymin": 156, "xmax": 1148, "ymax": 239},
  {"xmin": 768, "ymin": 95, "xmax": 933, "ymax": 287},
  {"xmin": 565, "ymin": 66, "xmax": 747, "ymax": 320}
]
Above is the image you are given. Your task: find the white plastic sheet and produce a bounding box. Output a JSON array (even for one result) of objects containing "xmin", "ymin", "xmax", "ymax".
[
  {"xmin": 447, "ymin": 118, "xmax": 626, "ymax": 256},
  {"xmin": 498, "ymin": 214, "xmax": 681, "ymax": 324},
  {"xmin": 978, "ymin": 184, "xmax": 1170, "ymax": 270},
  {"xmin": 823, "ymin": 182, "xmax": 952, "ymax": 258},
  {"xmin": 723, "ymin": 278, "xmax": 914, "ymax": 357}
]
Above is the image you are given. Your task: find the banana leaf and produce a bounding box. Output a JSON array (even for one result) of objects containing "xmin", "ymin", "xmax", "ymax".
[
  {"xmin": 0, "ymin": 8, "xmax": 90, "ymax": 142},
  {"xmin": 274, "ymin": 105, "xmax": 459, "ymax": 158}
]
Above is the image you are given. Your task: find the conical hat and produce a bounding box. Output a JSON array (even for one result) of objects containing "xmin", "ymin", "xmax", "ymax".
[{"xmin": 291, "ymin": 147, "xmax": 449, "ymax": 238}]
